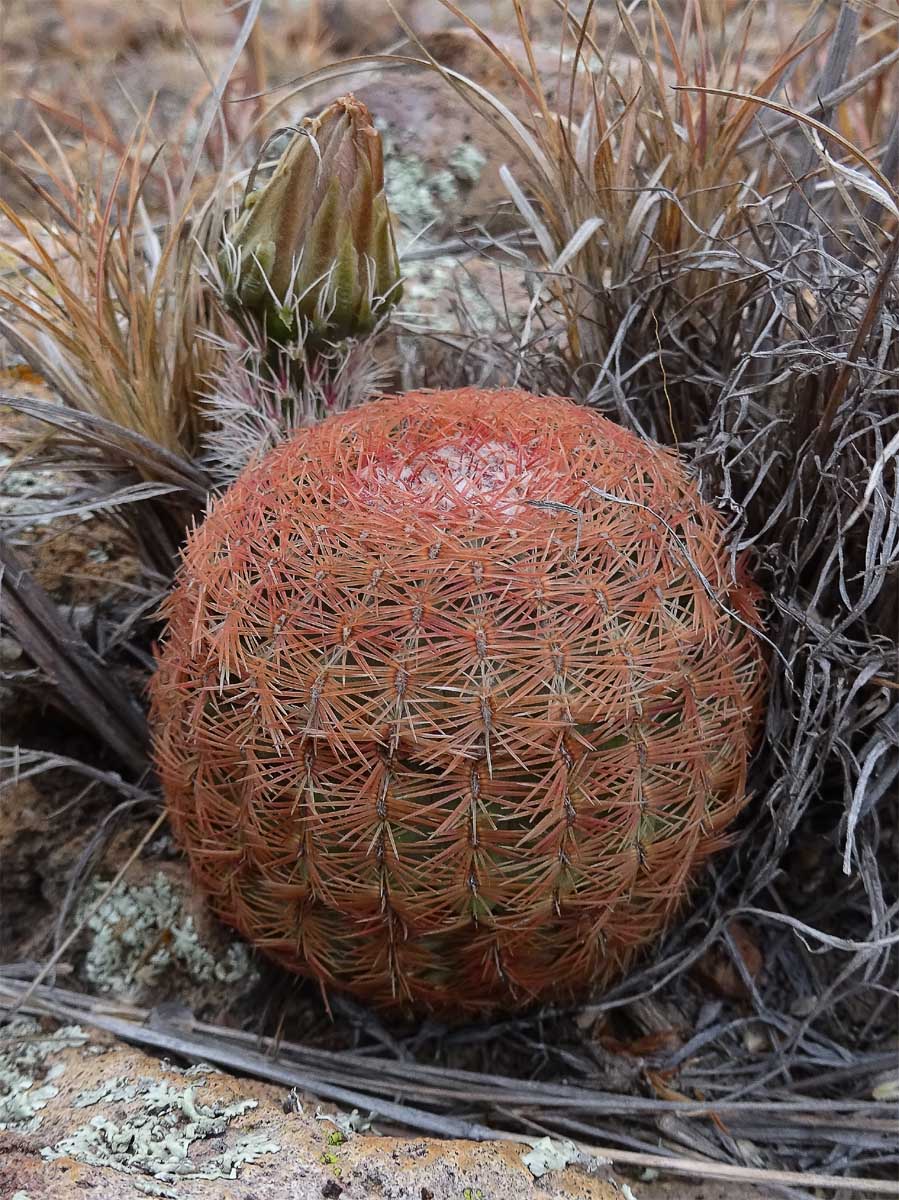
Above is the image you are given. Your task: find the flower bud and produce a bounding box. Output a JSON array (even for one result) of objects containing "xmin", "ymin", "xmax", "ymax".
[{"xmin": 220, "ymin": 94, "xmax": 402, "ymax": 346}]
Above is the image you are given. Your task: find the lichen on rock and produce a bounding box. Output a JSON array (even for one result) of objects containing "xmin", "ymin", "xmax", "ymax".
[
  {"xmin": 41, "ymin": 1076, "xmax": 279, "ymax": 1184},
  {"xmin": 0, "ymin": 1019, "xmax": 88, "ymax": 1133},
  {"xmin": 377, "ymin": 119, "xmax": 486, "ymax": 241},
  {"xmin": 78, "ymin": 871, "xmax": 256, "ymax": 998}
]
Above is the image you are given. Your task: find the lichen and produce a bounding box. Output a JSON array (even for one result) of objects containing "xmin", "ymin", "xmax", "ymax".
[
  {"xmin": 448, "ymin": 143, "xmax": 487, "ymax": 186},
  {"xmin": 521, "ymin": 1135, "xmax": 586, "ymax": 1178},
  {"xmin": 74, "ymin": 1075, "xmax": 142, "ymax": 1107},
  {"xmin": 42, "ymin": 1077, "xmax": 279, "ymax": 1183},
  {"xmin": 377, "ymin": 121, "xmax": 485, "ymax": 240},
  {"xmin": 315, "ymin": 1105, "xmax": 371, "ymax": 1137},
  {"xmin": 78, "ymin": 871, "xmax": 257, "ymax": 996},
  {"xmin": 401, "ymin": 256, "xmax": 503, "ymax": 334},
  {"xmin": 0, "ymin": 1018, "xmax": 88, "ymax": 1133},
  {"xmin": 133, "ymin": 1180, "xmax": 178, "ymax": 1198}
]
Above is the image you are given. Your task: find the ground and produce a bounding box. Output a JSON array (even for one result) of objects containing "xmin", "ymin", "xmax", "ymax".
[
  {"xmin": 1, "ymin": 2, "xmax": 895, "ymax": 1198},
  {"xmin": 0, "ymin": 1020, "xmax": 835, "ymax": 1200}
]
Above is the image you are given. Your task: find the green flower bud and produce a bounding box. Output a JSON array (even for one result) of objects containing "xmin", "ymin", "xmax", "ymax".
[{"xmin": 220, "ymin": 94, "xmax": 402, "ymax": 346}]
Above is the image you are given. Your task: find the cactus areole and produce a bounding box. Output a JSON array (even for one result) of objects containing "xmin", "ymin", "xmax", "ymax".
[{"xmin": 151, "ymin": 389, "xmax": 766, "ymax": 1016}]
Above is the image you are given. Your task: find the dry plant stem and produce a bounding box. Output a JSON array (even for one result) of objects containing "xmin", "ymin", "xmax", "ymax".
[
  {"xmin": 0, "ymin": 390, "xmax": 208, "ymax": 580},
  {"xmin": 174, "ymin": 0, "xmax": 263, "ymax": 215},
  {"xmin": 738, "ymin": 42, "xmax": 899, "ymax": 154},
  {"xmin": 817, "ymin": 228, "xmax": 899, "ymax": 446},
  {"xmin": 677, "ymin": 84, "xmax": 899, "ymax": 212},
  {"xmin": 0, "ymin": 537, "xmax": 148, "ymax": 771},
  {"xmin": 781, "ymin": 0, "xmax": 861, "ymax": 236},
  {"xmin": 563, "ymin": 1143, "xmax": 899, "ymax": 1197},
  {"xmin": 0, "ymin": 394, "xmax": 209, "ymax": 499},
  {"xmin": 0, "ymin": 978, "xmax": 894, "ymax": 1197},
  {"xmin": 0, "ymin": 749, "xmax": 159, "ymax": 806}
]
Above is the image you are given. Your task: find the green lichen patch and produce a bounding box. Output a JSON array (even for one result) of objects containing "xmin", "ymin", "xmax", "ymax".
[
  {"xmin": 133, "ymin": 1180, "xmax": 179, "ymax": 1198},
  {"xmin": 78, "ymin": 871, "xmax": 256, "ymax": 997},
  {"xmin": 448, "ymin": 143, "xmax": 488, "ymax": 186},
  {"xmin": 521, "ymin": 1135, "xmax": 587, "ymax": 1178},
  {"xmin": 400, "ymin": 255, "xmax": 504, "ymax": 334},
  {"xmin": 314, "ymin": 1104, "xmax": 371, "ymax": 1137},
  {"xmin": 41, "ymin": 1078, "xmax": 279, "ymax": 1183},
  {"xmin": 377, "ymin": 121, "xmax": 486, "ymax": 239},
  {"xmin": 0, "ymin": 1018, "xmax": 88, "ymax": 1133},
  {"xmin": 74, "ymin": 1075, "xmax": 142, "ymax": 1108}
]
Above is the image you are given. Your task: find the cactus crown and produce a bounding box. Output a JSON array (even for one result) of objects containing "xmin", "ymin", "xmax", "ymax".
[{"xmin": 151, "ymin": 388, "xmax": 766, "ymax": 1016}]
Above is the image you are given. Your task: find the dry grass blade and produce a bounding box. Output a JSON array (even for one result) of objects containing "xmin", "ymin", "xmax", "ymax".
[
  {"xmin": 0, "ymin": 538, "xmax": 148, "ymax": 771},
  {"xmin": 780, "ymin": 0, "xmax": 861, "ymax": 234},
  {"xmin": 0, "ymin": 393, "xmax": 209, "ymax": 499}
]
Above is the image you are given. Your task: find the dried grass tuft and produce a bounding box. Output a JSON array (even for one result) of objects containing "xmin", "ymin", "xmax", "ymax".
[{"xmin": 0, "ymin": 122, "xmax": 210, "ymax": 458}]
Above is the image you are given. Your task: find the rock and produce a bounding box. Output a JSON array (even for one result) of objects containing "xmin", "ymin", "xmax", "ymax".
[
  {"xmin": 351, "ymin": 28, "xmax": 591, "ymax": 246},
  {"xmin": 0, "ymin": 1024, "xmax": 621, "ymax": 1199}
]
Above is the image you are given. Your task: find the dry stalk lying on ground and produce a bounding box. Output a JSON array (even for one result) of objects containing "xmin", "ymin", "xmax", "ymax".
[{"xmin": 0, "ymin": 1, "xmax": 897, "ymax": 1195}]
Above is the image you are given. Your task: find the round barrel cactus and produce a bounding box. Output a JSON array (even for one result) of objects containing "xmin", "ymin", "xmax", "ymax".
[{"xmin": 151, "ymin": 388, "xmax": 766, "ymax": 1016}]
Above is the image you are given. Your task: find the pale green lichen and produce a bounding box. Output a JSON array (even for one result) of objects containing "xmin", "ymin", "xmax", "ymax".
[
  {"xmin": 78, "ymin": 872, "xmax": 256, "ymax": 996},
  {"xmin": 521, "ymin": 1135, "xmax": 586, "ymax": 1178},
  {"xmin": 133, "ymin": 1180, "xmax": 178, "ymax": 1198},
  {"xmin": 42, "ymin": 1078, "xmax": 279, "ymax": 1183},
  {"xmin": 448, "ymin": 143, "xmax": 487, "ymax": 186},
  {"xmin": 74, "ymin": 1075, "xmax": 142, "ymax": 1108},
  {"xmin": 314, "ymin": 1105, "xmax": 371, "ymax": 1136},
  {"xmin": 170, "ymin": 1060, "xmax": 217, "ymax": 1077},
  {"xmin": 0, "ymin": 1019, "xmax": 88, "ymax": 1133},
  {"xmin": 400, "ymin": 255, "xmax": 501, "ymax": 334},
  {"xmin": 377, "ymin": 121, "xmax": 486, "ymax": 239}
]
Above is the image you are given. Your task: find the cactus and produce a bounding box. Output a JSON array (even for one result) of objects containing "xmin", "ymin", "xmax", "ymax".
[{"xmin": 151, "ymin": 388, "xmax": 766, "ymax": 1016}]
